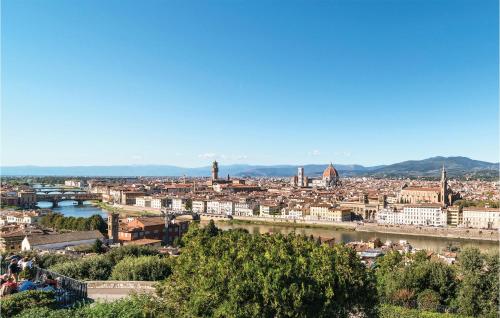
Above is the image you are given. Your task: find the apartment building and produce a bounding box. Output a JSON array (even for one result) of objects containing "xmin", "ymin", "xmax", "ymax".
[
  {"xmin": 192, "ymin": 199, "xmax": 207, "ymax": 213},
  {"xmin": 463, "ymin": 207, "xmax": 500, "ymax": 229}
]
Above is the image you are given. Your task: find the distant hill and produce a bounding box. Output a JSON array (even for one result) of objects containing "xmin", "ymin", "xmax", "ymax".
[
  {"xmin": 366, "ymin": 156, "xmax": 498, "ymax": 178},
  {"xmin": 1, "ymin": 156, "xmax": 498, "ymax": 179}
]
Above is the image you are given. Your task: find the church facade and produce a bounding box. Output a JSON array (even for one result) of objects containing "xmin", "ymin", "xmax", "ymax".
[{"xmin": 398, "ymin": 166, "xmax": 459, "ymax": 207}]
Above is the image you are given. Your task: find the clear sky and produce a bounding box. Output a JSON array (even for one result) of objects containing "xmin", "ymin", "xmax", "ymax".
[{"xmin": 1, "ymin": 0, "xmax": 498, "ymax": 167}]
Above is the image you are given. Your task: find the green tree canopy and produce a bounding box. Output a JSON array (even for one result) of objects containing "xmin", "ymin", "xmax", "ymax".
[{"xmin": 157, "ymin": 224, "xmax": 377, "ymax": 318}]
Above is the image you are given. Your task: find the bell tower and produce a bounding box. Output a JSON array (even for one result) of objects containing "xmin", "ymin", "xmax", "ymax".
[
  {"xmin": 440, "ymin": 165, "xmax": 448, "ymax": 206},
  {"xmin": 211, "ymin": 160, "xmax": 219, "ymax": 181}
]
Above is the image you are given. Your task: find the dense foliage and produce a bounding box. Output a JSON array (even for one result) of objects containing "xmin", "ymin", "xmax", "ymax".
[
  {"xmin": 156, "ymin": 222, "xmax": 378, "ymax": 318},
  {"xmin": 1, "ymin": 290, "xmax": 56, "ymax": 317},
  {"xmin": 13, "ymin": 294, "xmax": 172, "ymax": 318},
  {"xmin": 454, "ymin": 200, "xmax": 499, "ymax": 209},
  {"xmin": 111, "ymin": 256, "xmax": 172, "ymax": 281},
  {"xmin": 39, "ymin": 212, "xmax": 107, "ymax": 234},
  {"xmin": 6, "ymin": 222, "xmax": 498, "ymax": 318},
  {"xmin": 48, "ymin": 245, "xmax": 162, "ymax": 280},
  {"xmin": 375, "ymin": 247, "xmax": 499, "ymax": 317},
  {"xmin": 379, "ymin": 305, "xmax": 471, "ymax": 318}
]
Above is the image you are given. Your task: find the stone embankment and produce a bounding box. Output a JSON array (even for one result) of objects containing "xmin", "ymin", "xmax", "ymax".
[
  {"xmin": 228, "ymin": 216, "xmax": 499, "ymax": 242},
  {"xmin": 357, "ymin": 223, "xmax": 499, "ymax": 242}
]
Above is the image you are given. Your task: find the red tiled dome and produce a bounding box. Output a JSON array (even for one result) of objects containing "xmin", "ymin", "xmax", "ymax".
[{"xmin": 323, "ymin": 163, "xmax": 338, "ymax": 179}]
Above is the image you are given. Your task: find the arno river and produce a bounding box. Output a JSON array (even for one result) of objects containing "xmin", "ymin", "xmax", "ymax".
[
  {"xmin": 37, "ymin": 200, "xmax": 107, "ymax": 218},
  {"xmin": 212, "ymin": 222, "xmax": 498, "ymax": 253}
]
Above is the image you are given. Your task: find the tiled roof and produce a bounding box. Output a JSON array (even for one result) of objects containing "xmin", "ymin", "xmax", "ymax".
[{"xmin": 28, "ymin": 230, "xmax": 104, "ymax": 246}]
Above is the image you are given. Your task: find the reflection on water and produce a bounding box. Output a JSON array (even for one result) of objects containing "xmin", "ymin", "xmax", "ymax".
[
  {"xmin": 36, "ymin": 201, "xmax": 107, "ymax": 218},
  {"xmin": 214, "ymin": 222, "xmax": 498, "ymax": 253}
]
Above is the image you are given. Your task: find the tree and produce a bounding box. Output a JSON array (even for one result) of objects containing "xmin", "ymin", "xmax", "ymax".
[
  {"xmin": 157, "ymin": 225, "xmax": 378, "ymax": 318},
  {"xmin": 91, "ymin": 239, "xmax": 105, "ymax": 254},
  {"xmin": 454, "ymin": 247, "xmax": 499, "ymax": 317},
  {"xmin": 204, "ymin": 219, "xmax": 219, "ymax": 237}
]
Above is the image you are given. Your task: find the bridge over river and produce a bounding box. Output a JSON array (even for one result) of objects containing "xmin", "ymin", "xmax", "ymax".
[{"xmin": 36, "ymin": 193, "xmax": 102, "ymax": 207}]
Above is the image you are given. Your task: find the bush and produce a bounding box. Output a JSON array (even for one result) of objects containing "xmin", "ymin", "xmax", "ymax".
[
  {"xmin": 14, "ymin": 294, "xmax": 172, "ymax": 318},
  {"xmin": 379, "ymin": 304, "xmax": 471, "ymax": 318},
  {"xmin": 35, "ymin": 253, "xmax": 77, "ymax": 269},
  {"xmin": 73, "ymin": 294, "xmax": 172, "ymax": 317},
  {"xmin": 48, "ymin": 245, "xmax": 161, "ymax": 281},
  {"xmin": 13, "ymin": 306, "xmax": 70, "ymax": 318},
  {"xmin": 418, "ymin": 289, "xmax": 441, "ymax": 312},
  {"xmin": 0, "ymin": 290, "xmax": 56, "ymax": 317},
  {"xmin": 49, "ymin": 255, "xmax": 113, "ymax": 280},
  {"xmin": 111, "ymin": 256, "xmax": 172, "ymax": 281},
  {"xmin": 105, "ymin": 245, "xmax": 159, "ymax": 264}
]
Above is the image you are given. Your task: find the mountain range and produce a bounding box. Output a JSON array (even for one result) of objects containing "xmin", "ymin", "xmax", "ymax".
[{"xmin": 1, "ymin": 156, "xmax": 498, "ymax": 179}]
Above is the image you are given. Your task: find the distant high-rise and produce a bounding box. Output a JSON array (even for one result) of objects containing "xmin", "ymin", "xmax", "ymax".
[
  {"xmin": 211, "ymin": 160, "xmax": 219, "ymax": 181},
  {"xmin": 297, "ymin": 167, "xmax": 304, "ymax": 187}
]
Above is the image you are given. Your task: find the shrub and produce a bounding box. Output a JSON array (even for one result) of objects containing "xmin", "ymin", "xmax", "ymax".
[
  {"xmin": 379, "ymin": 304, "xmax": 471, "ymax": 318},
  {"xmin": 47, "ymin": 245, "xmax": 160, "ymax": 280},
  {"xmin": 111, "ymin": 255, "xmax": 172, "ymax": 281},
  {"xmin": 73, "ymin": 294, "xmax": 172, "ymax": 317},
  {"xmin": 0, "ymin": 290, "xmax": 56, "ymax": 317},
  {"xmin": 105, "ymin": 245, "xmax": 159, "ymax": 264},
  {"xmin": 49, "ymin": 255, "xmax": 113, "ymax": 280},
  {"xmin": 35, "ymin": 253, "xmax": 77, "ymax": 269},
  {"xmin": 13, "ymin": 306, "xmax": 70, "ymax": 318},
  {"xmin": 418, "ymin": 289, "xmax": 441, "ymax": 312}
]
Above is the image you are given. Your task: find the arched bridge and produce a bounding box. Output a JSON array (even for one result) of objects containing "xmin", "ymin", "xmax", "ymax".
[
  {"xmin": 36, "ymin": 189, "xmax": 87, "ymax": 194},
  {"xmin": 36, "ymin": 193, "xmax": 102, "ymax": 207},
  {"xmin": 161, "ymin": 209, "xmax": 200, "ymax": 221}
]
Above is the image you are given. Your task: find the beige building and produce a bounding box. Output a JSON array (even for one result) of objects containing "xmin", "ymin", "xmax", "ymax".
[
  {"xmin": 446, "ymin": 206, "xmax": 463, "ymax": 226},
  {"xmin": 309, "ymin": 204, "xmax": 352, "ymax": 222},
  {"xmin": 260, "ymin": 202, "xmax": 281, "ymax": 217},
  {"xmin": 463, "ymin": 207, "xmax": 500, "ymax": 229}
]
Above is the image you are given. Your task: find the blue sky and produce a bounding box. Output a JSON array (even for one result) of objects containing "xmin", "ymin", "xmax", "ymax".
[{"xmin": 1, "ymin": 0, "xmax": 498, "ymax": 167}]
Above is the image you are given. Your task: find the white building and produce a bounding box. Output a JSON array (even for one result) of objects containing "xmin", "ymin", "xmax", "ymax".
[
  {"xmin": 135, "ymin": 196, "xmax": 152, "ymax": 208},
  {"xmin": 234, "ymin": 200, "xmax": 259, "ymax": 216},
  {"xmin": 207, "ymin": 200, "xmax": 221, "ymax": 214},
  {"xmin": 378, "ymin": 205, "xmax": 446, "ymax": 227},
  {"xmin": 463, "ymin": 207, "xmax": 500, "ymax": 229},
  {"xmin": 5, "ymin": 212, "xmax": 39, "ymax": 225},
  {"xmin": 281, "ymin": 207, "xmax": 305, "ymax": 219},
  {"xmin": 151, "ymin": 197, "xmax": 168, "ymax": 209},
  {"xmin": 376, "ymin": 208, "xmax": 403, "ymax": 225},
  {"xmin": 219, "ymin": 201, "xmax": 235, "ymax": 216},
  {"xmin": 192, "ymin": 200, "xmax": 207, "ymax": 213},
  {"xmin": 172, "ymin": 198, "xmax": 189, "ymax": 211},
  {"xmin": 260, "ymin": 203, "xmax": 281, "ymax": 217},
  {"xmin": 22, "ymin": 230, "xmax": 104, "ymax": 251}
]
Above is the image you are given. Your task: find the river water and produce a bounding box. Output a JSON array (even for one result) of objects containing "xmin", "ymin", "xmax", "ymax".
[
  {"xmin": 36, "ymin": 201, "xmax": 107, "ymax": 218},
  {"xmin": 212, "ymin": 222, "xmax": 498, "ymax": 253}
]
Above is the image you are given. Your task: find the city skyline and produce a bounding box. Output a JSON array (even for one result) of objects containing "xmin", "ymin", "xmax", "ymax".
[{"xmin": 2, "ymin": 0, "xmax": 499, "ymax": 167}]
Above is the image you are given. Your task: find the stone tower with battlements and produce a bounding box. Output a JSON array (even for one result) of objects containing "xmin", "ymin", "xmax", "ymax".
[{"xmin": 211, "ymin": 160, "xmax": 219, "ymax": 181}]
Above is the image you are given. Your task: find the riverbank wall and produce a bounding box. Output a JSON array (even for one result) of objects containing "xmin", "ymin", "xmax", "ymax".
[
  {"xmin": 228, "ymin": 215, "xmax": 357, "ymax": 230},
  {"xmin": 357, "ymin": 224, "xmax": 499, "ymax": 242},
  {"xmin": 226, "ymin": 216, "xmax": 499, "ymax": 242}
]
